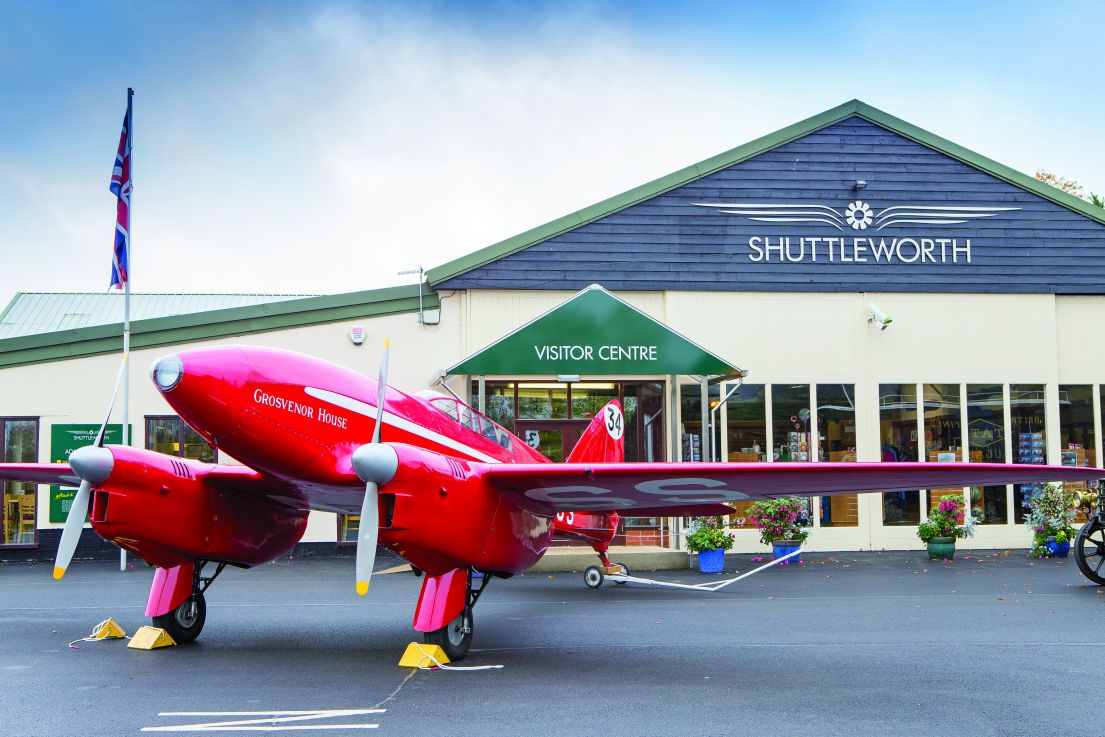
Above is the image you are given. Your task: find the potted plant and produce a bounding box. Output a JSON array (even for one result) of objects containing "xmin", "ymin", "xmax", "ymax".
[
  {"xmin": 748, "ymin": 498, "xmax": 810, "ymax": 563},
  {"xmin": 684, "ymin": 516, "xmax": 735, "ymax": 573},
  {"xmin": 1023, "ymin": 482, "xmax": 1078, "ymax": 558},
  {"xmin": 917, "ymin": 495, "xmax": 976, "ymax": 560}
]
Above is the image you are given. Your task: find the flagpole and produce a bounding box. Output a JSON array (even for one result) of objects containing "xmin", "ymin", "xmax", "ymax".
[{"xmin": 120, "ymin": 87, "xmax": 133, "ymax": 573}]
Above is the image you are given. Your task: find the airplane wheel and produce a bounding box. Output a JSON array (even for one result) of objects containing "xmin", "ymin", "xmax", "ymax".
[
  {"xmin": 583, "ymin": 565, "xmax": 604, "ymax": 589},
  {"xmin": 1075, "ymin": 517, "xmax": 1105, "ymax": 585},
  {"xmin": 424, "ymin": 606, "xmax": 472, "ymax": 661},
  {"xmin": 152, "ymin": 592, "xmax": 206, "ymax": 644},
  {"xmin": 614, "ymin": 561, "xmax": 630, "ymax": 584}
]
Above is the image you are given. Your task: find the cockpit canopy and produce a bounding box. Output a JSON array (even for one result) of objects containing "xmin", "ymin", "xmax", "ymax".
[{"xmin": 415, "ymin": 390, "xmax": 513, "ymax": 450}]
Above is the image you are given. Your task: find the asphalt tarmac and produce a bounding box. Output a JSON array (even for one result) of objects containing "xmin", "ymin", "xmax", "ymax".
[{"xmin": 1, "ymin": 550, "xmax": 1102, "ymax": 737}]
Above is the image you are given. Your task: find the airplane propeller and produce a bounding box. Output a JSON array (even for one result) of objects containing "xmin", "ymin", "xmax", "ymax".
[
  {"xmin": 351, "ymin": 339, "xmax": 398, "ymax": 596},
  {"xmin": 53, "ymin": 354, "xmax": 128, "ymax": 580}
]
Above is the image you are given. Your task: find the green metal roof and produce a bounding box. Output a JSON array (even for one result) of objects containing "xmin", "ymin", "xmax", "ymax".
[
  {"xmin": 0, "ymin": 285, "xmax": 437, "ymax": 369},
  {"xmin": 0, "ymin": 292, "xmax": 316, "ymax": 339},
  {"xmin": 426, "ymin": 99, "xmax": 1105, "ymax": 287}
]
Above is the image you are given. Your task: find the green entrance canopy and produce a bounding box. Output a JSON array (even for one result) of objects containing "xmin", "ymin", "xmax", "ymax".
[{"xmin": 448, "ymin": 285, "xmax": 744, "ymax": 377}]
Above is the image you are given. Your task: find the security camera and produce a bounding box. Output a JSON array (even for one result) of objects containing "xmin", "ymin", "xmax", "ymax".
[{"xmin": 867, "ymin": 304, "xmax": 892, "ymax": 331}]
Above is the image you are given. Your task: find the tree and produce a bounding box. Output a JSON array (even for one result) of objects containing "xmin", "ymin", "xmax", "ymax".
[{"xmin": 1035, "ymin": 170, "xmax": 1103, "ymax": 209}]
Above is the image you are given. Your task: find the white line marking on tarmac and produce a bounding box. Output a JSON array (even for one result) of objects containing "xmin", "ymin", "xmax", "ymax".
[{"xmin": 141, "ymin": 709, "xmax": 383, "ymax": 732}]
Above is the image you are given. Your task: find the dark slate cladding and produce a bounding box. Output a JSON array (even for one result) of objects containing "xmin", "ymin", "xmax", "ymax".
[{"xmin": 439, "ymin": 117, "xmax": 1105, "ymax": 294}]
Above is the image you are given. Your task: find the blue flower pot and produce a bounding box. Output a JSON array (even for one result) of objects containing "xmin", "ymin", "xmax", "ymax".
[
  {"xmin": 772, "ymin": 541, "xmax": 801, "ymax": 564},
  {"xmin": 697, "ymin": 548, "xmax": 724, "ymax": 573},
  {"xmin": 1046, "ymin": 537, "xmax": 1070, "ymax": 558}
]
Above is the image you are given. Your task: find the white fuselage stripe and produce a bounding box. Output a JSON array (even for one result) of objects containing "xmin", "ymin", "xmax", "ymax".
[{"xmin": 304, "ymin": 386, "xmax": 501, "ymax": 464}]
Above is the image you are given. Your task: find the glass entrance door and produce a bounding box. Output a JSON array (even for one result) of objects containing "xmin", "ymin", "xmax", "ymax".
[{"xmin": 515, "ymin": 420, "xmax": 584, "ymax": 463}]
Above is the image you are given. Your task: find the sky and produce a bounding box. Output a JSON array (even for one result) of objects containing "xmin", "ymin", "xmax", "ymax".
[{"xmin": 1, "ymin": 0, "xmax": 1103, "ymax": 307}]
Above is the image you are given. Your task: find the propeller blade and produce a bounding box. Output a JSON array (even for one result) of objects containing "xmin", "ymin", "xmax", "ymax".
[
  {"xmin": 355, "ymin": 482, "xmax": 379, "ymax": 596},
  {"xmin": 53, "ymin": 480, "xmax": 91, "ymax": 580},
  {"xmin": 371, "ymin": 339, "xmax": 389, "ymax": 444},
  {"xmin": 95, "ymin": 352, "xmax": 129, "ymax": 446},
  {"xmin": 54, "ymin": 352, "xmax": 128, "ymax": 580}
]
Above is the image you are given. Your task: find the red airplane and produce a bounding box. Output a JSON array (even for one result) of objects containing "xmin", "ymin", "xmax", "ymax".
[{"xmin": 2, "ymin": 343, "xmax": 1103, "ymax": 660}]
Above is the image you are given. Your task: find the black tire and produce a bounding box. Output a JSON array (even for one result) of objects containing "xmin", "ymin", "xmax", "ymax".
[
  {"xmin": 152, "ymin": 592, "xmax": 206, "ymax": 644},
  {"xmin": 583, "ymin": 565, "xmax": 604, "ymax": 589},
  {"xmin": 613, "ymin": 561, "xmax": 630, "ymax": 584},
  {"xmin": 423, "ymin": 607, "xmax": 473, "ymax": 661},
  {"xmin": 1075, "ymin": 518, "xmax": 1105, "ymax": 585}
]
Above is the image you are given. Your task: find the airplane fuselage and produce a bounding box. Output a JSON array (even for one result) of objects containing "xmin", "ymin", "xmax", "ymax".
[{"xmin": 151, "ymin": 345, "xmax": 564, "ymax": 576}]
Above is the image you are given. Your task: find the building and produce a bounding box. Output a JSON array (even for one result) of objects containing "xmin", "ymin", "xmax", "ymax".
[{"xmin": 3, "ymin": 99, "xmax": 1105, "ymax": 557}]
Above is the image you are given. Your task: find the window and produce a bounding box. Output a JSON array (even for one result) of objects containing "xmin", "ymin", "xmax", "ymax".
[
  {"xmin": 966, "ymin": 384, "xmax": 1007, "ymax": 524},
  {"xmin": 517, "ymin": 384, "xmax": 568, "ymax": 420},
  {"xmin": 145, "ymin": 416, "xmax": 216, "ymax": 462},
  {"xmin": 726, "ymin": 384, "xmax": 766, "ymax": 463},
  {"xmin": 725, "ymin": 384, "xmax": 767, "ymax": 525},
  {"xmin": 880, "ymin": 384, "xmax": 920, "ymax": 525},
  {"xmin": 818, "ymin": 384, "xmax": 858, "ymax": 527},
  {"xmin": 2, "ymin": 418, "xmax": 38, "ymax": 547},
  {"xmin": 1010, "ymin": 385, "xmax": 1046, "ymax": 524},
  {"xmin": 1060, "ymin": 385, "xmax": 1096, "ymax": 523},
  {"xmin": 680, "ymin": 385, "xmax": 706, "ymax": 461},
  {"xmin": 772, "ymin": 385, "xmax": 811, "ymax": 462},
  {"xmin": 923, "ymin": 384, "xmax": 963, "ymax": 509}
]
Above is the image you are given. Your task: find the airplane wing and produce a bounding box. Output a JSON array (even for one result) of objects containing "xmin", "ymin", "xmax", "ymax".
[
  {"xmin": 0, "ymin": 461, "xmax": 296, "ymax": 506},
  {"xmin": 479, "ymin": 461, "xmax": 1105, "ymax": 512},
  {"xmin": 0, "ymin": 464, "xmax": 82, "ymax": 486}
]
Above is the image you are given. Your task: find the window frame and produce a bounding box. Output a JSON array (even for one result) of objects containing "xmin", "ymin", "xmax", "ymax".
[{"xmin": 1, "ymin": 416, "xmax": 40, "ymax": 549}]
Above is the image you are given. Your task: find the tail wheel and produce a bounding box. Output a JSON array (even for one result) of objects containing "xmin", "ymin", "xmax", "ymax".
[
  {"xmin": 1075, "ymin": 518, "xmax": 1105, "ymax": 585},
  {"xmin": 424, "ymin": 607, "xmax": 473, "ymax": 661},
  {"xmin": 152, "ymin": 591, "xmax": 206, "ymax": 644},
  {"xmin": 614, "ymin": 561, "xmax": 630, "ymax": 584},
  {"xmin": 583, "ymin": 565, "xmax": 604, "ymax": 589}
]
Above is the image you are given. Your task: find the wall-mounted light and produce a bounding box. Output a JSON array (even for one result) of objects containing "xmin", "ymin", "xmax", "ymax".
[{"xmin": 853, "ymin": 180, "xmax": 867, "ymax": 191}]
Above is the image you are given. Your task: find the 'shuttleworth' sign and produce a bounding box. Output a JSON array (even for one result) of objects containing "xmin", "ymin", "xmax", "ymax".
[{"xmin": 449, "ymin": 284, "xmax": 740, "ymax": 376}]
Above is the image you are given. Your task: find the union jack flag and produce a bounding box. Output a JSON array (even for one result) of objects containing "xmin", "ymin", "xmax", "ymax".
[{"xmin": 109, "ymin": 92, "xmax": 132, "ymax": 289}]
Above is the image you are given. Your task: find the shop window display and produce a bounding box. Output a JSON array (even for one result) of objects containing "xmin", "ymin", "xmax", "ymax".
[
  {"xmin": 966, "ymin": 384, "xmax": 1007, "ymax": 524},
  {"xmin": 726, "ymin": 384, "xmax": 766, "ymax": 524},
  {"xmin": 2, "ymin": 418, "xmax": 37, "ymax": 546},
  {"xmin": 880, "ymin": 384, "xmax": 920, "ymax": 525},
  {"xmin": 923, "ymin": 384, "xmax": 964, "ymax": 510},
  {"xmin": 1010, "ymin": 385, "xmax": 1047, "ymax": 524},
  {"xmin": 1060, "ymin": 385, "xmax": 1096, "ymax": 523},
  {"xmin": 817, "ymin": 384, "xmax": 859, "ymax": 527},
  {"xmin": 772, "ymin": 385, "xmax": 811, "ymax": 462}
]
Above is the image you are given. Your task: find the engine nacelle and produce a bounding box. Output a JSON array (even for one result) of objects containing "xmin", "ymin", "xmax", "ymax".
[{"xmin": 89, "ymin": 447, "xmax": 307, "ymax": 569}]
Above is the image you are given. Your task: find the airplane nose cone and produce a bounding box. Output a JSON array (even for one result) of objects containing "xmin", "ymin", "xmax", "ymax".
[
  {"xmin": 69, "ymin": 446, "xmax": 114, "ymax": 484},
  {"xmin": 151, "ymin": 354, "xmax": 184, "ymax": 393}
]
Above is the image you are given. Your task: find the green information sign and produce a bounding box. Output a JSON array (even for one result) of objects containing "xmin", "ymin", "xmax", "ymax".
[
  {"xmin": 49, "ymin": 424, "xmax": 130, "ymax": 523},
  {"xmin": 449, "ymin": 284, "xmax": 743, "ymax": 376}
]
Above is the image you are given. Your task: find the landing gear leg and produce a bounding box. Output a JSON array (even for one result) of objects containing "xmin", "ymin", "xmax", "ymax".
[
  {"xmin": 152, "ymin": 560, "xmax": 226, "ymax": 644},
  {"xmin": 1075, "ymin": 482, "xmax": 1105, "ymax": 585},
  {"xmin": 423, "ymin": 568, "xmax": 490, "ymax": 661}
]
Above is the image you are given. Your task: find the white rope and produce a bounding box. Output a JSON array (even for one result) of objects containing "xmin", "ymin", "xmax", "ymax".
[
  {"xmin": 68, "ymin": 619, "xmax": 130, "ymax": 649},
  {"xmin": 411, "ymin": 642, "xmax": 503, "ymax": 671}
]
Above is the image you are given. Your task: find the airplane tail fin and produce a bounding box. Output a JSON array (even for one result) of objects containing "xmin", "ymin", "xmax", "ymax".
[{"xmin": 566, "ymin": 400, "xmax": 625, "ymax": 464}]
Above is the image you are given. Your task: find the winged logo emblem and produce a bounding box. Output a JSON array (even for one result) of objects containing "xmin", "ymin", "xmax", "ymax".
[{"xmin": 692, "ymin": 200, "xmax": 1020, "ymax": 231}]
